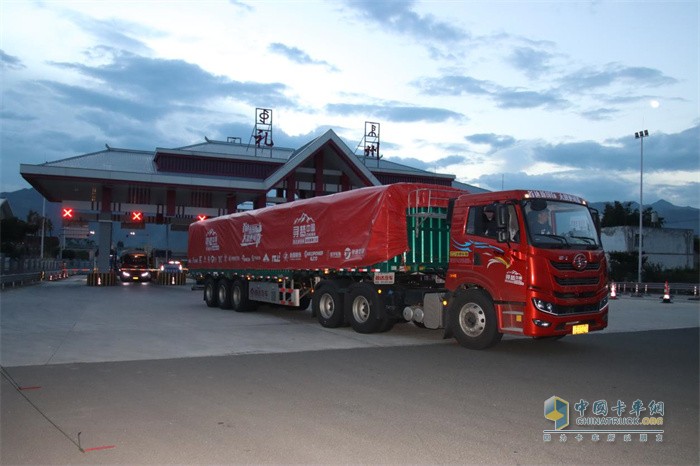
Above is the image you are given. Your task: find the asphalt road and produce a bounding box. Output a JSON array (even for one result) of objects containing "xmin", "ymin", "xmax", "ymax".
[{"xmin": 1, "ymin": 276, "xmax": 698, "ymax": 464}]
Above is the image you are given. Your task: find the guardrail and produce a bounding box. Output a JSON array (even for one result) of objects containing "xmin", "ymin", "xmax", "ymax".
[
  {"xmin": 612, "ymin": 281, "xmax": 699, "ymax": 297},
  {"xmin": 0, "ymin": 269, "xmax": 69, "ymax": 290}
]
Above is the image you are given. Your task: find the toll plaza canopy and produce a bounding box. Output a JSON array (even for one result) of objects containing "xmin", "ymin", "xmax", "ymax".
[{"xmin": 19, "ymin": 128, "xmax": 486, "ymax": 272}]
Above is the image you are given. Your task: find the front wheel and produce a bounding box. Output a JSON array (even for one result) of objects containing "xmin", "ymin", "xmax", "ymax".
[{"xmin": 449, "ymin": 289, "xmax": 502, "ymax": 349}]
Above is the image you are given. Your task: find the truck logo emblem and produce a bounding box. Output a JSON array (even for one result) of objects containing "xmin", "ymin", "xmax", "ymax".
[{"xmin": 572, "ymin": 254, "xmax": 587, "ymax": 271}]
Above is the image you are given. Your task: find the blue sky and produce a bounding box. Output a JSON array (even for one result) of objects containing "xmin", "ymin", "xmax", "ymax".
[{"xmin": 1, "ymin": 0, "xmax": 698, "ymax": 207}]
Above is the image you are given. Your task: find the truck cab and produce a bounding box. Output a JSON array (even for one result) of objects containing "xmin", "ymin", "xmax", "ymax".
[{"xmin": 445, "ymin": 190, "xmax": 609, "ymax": 348}]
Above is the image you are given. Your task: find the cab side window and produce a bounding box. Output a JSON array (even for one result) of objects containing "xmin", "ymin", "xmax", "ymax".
[{"xmin": 466, "ymin": 205, "xmax": 497, "ymax": 238}]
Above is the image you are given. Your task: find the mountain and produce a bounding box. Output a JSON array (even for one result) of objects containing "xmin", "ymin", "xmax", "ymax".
[
  {"xmin": 1, "ymin": 188, "xmax": 62, "ymax": 226},
  {"xmin": 589, "ymin": 200, "xmax": 699, "ymax": 235}
]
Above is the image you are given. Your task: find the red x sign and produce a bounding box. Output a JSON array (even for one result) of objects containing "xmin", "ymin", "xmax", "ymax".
[
  {"xmin": 131, "ymin": 211, "xmax": 143, "ymax": 221},
  {"xmin": 62, "ymin": 208, "xmax": 73, "ymax": 219}
]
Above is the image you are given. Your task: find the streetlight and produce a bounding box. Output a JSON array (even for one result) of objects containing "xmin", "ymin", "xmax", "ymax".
[{"xmin": 634, "ymin": 129, "xmax": 649, "ymax": 287}]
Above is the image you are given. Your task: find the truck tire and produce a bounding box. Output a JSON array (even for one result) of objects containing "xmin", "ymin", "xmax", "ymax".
[
  {"xmin": 218, "ymin": 278, "xmax": 233, "ymax": 310},
  {"xmin": 347, "ymin": 282, "xmax": 389, "ymax": 334},
  {"xmin": 231, "ymin": 279, "xmax": 255, "ymax": 312},
  {"xmin": 449, "ymin": 289, "xmax": 502, "ymax": 349},
  {"xmin": 204, "ymin": 277, "xmax": 219, "ymax": 308},
  {"xmin": 312, "ymin": 282, "xmax": 345, "ymax": 328}
]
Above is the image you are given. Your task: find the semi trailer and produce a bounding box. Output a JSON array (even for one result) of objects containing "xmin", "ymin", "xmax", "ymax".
[{"xmin": 188, "ymin": 183, "xmax": 608, "ymax": 349}]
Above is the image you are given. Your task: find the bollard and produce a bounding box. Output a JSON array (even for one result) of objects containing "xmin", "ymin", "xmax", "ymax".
[
  {"xmin": 644, "ymin": 284, "xmax": 648, "ymax": 295},
  {"xmin": 610, "ymin": 282, "xmax": 617, "ymax": 299},
  {"xmin": 662, "ymin": 281, "xmax": 672, "ymax": 303}
]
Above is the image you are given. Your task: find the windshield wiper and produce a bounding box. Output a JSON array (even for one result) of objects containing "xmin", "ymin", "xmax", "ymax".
[
  {"xmin": 534, "ymin": 234, "xmax": 569, "ymax": 245},
  {"xmin": 568, "ymin": 235, "xmax": 597, "ymax": 245}
]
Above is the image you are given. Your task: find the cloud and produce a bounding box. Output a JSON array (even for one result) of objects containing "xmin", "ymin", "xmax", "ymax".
[
  {"xmin": 61, "ymin": 9, "xmax": 155, "ymax": 54},
  {"xmin": 268, "ymin": 43, "xmax": 338, "ymax": 71},
  {"xmin": 508, "ymin": 46, "xmax": 554, "ymax": 78},
  {"xmin": 466, "ymin": 133, "xmax": 516, "ymax": 151},
  {"xmin": 325, "ymin": 102, "xmax": 463, "ymax": 123},
  {"xmin": 535, "ymin": 125, "xmax": 699, "ymax": 173},
  {"xmin": 384, "ymin": 154, "xmax": 468, "ymax": 171},
  {"xmin": 494, "ymin": 89, "xmax": 568, "ymax": 109},
  {"xmin": 342, "ymin": 0, "xmax": 468, "ymax": 43},
  {"xmin": 49, "ymin": 51, "xmax": 298, "ymax": 109},
  {"xmin": 0, "ymin": 49, "xmax": 25, "ymax": 70},
  {"xmin": 413, "ymin": 74, "xmax": 568, "ymax": 109},
  {"xmin": 392, "ymin": 125, "xmax": 699, "ymax": 206},
  {"xmin": 560, "ymin": 63, "xmax": 677, "ymax": 91},
  {"xmin": 413, "ymin": 75, "xmax": 493, "ymax": 96},
  {"xmin": 579, "ymin": 107, "xmax": 619, "ymax": 121}
]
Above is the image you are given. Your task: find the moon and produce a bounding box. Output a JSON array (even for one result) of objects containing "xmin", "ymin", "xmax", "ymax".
[{"xmin": 650, "ymin": 100, "xmax": 660, "ymax": 108}]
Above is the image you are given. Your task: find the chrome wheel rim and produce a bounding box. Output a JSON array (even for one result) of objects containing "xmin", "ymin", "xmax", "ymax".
[
  {"xmin": 352, "ymin": 295, "xmax": 371, "ymax": 323},
  {"xmin": 319, "ymin": 293, "xmax": 335, "ymax": 319},
  {"xmin": 459, "ymin": 303, "xmax": 485, "ymax": 337}
]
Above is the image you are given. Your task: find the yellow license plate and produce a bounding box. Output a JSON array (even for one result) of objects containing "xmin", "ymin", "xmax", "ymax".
[{"xmin": 572, "ymin": 324, "xmax": 589, "ymax": 335}]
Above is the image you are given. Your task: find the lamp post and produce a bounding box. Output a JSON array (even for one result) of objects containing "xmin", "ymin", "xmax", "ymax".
[{"xmin": 634, "ymin": 129, "xmax": 649, "ymax": 288}]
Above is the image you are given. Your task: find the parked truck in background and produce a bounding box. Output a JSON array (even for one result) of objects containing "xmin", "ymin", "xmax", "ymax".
[{"xmin": 188, "ymin": 183, "xmax": 608, "ymax": 349}]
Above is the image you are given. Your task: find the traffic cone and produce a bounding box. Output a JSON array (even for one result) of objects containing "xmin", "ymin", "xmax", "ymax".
[
  {"xmin": 610, "ymin": 282, "xmax": 617, "ymax": 299},
  {"xmin": 662, "ymin": 281, "xmax": 672, "ymax": 303}
]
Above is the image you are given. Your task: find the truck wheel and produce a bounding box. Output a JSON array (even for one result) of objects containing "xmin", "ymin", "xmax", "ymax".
[
  {"xmin": 218, "ymin": 279, "xmax": 233, "ymax": 310},
  {"xmin": 449, "ymin": 289, "xmax": 502, "ymax": 349},
  {"xmin": 313, "ymin": 283, "xmax": 345, "ymax": 328},
  {"xmin": 347, "ymin": 282, "xmax": 388, "ymax": 334},
  {"xmin": 231, "ymin": 279, "xmax": 255, "ymax": 312},
  {"xmin": 204, "ymin": 277, "xmax": 219, "ymax": 308}
]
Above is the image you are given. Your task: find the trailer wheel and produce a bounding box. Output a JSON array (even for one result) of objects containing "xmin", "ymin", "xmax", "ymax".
[
  {"xmin": 231, "ymin": 279, "xmax": 255, "ymax": 312},
  {"xmin": 449, "ymin": 289, "xmax": 502, "ymax": 349},
  {"xmin": 204, "ymin": 277, "xmax": 219, "ymax": 308},
  {"xmin": 312, "ymin": 283, "xmax": 345, "ymax": 328},
  {"xmin": 347, "ymin": 282, "xmax": 388, "ymax": 334},
  {"xmin": 218, "ymin": 279, "xmax": 233, "ymax": 310}
]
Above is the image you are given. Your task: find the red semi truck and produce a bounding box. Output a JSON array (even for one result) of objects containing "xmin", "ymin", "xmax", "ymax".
[{"xmin": 188, "ymin": 183, "xmax": 609, "ymax": 349}]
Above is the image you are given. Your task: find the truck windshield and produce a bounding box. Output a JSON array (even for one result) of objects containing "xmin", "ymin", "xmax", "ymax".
[
  {"xmin": 522, "ymin": 200, "xmax": 601, "ymax": 249},
  {"xmin": 121, "ymin": 254, "xmax": 148, "ymax": 268}
]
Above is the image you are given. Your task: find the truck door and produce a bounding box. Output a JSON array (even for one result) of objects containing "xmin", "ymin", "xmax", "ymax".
[{"xmin": 458, "ymin": 203, "xmax": 527, "ymax": 303}]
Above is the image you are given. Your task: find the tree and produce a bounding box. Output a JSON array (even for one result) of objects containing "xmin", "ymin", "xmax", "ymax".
[
  {"xmin": 601, "ymin": 202, "xmax": 664, "ymax": 228},
  {"xmin": 1, "ymin": 218, "xmax": 31, "ymax": 258}
]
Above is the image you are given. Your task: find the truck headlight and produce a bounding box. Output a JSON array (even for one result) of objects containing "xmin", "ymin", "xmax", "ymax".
[
  {"xmin": 532, "ymin": 298, "xmax": 555, "ymax": 314},
  {"xmin": 599, "ymin": 295, "xmax": 609, "ymax": 310}
]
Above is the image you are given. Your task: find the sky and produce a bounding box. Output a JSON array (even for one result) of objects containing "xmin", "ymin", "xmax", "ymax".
[{"xmin": 1, "ymin": 0, "xmax": 698, "ymax": 208}]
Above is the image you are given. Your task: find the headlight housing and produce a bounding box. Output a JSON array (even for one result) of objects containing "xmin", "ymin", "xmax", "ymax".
[{"xmin": 532, "ymin": 298, "xmax": 556, "ymax": 314}]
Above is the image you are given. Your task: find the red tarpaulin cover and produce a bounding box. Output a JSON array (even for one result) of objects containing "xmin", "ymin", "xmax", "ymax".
[{"xmin": 188, "ymin": 183, "xmax": 464, "ymax": 271}]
